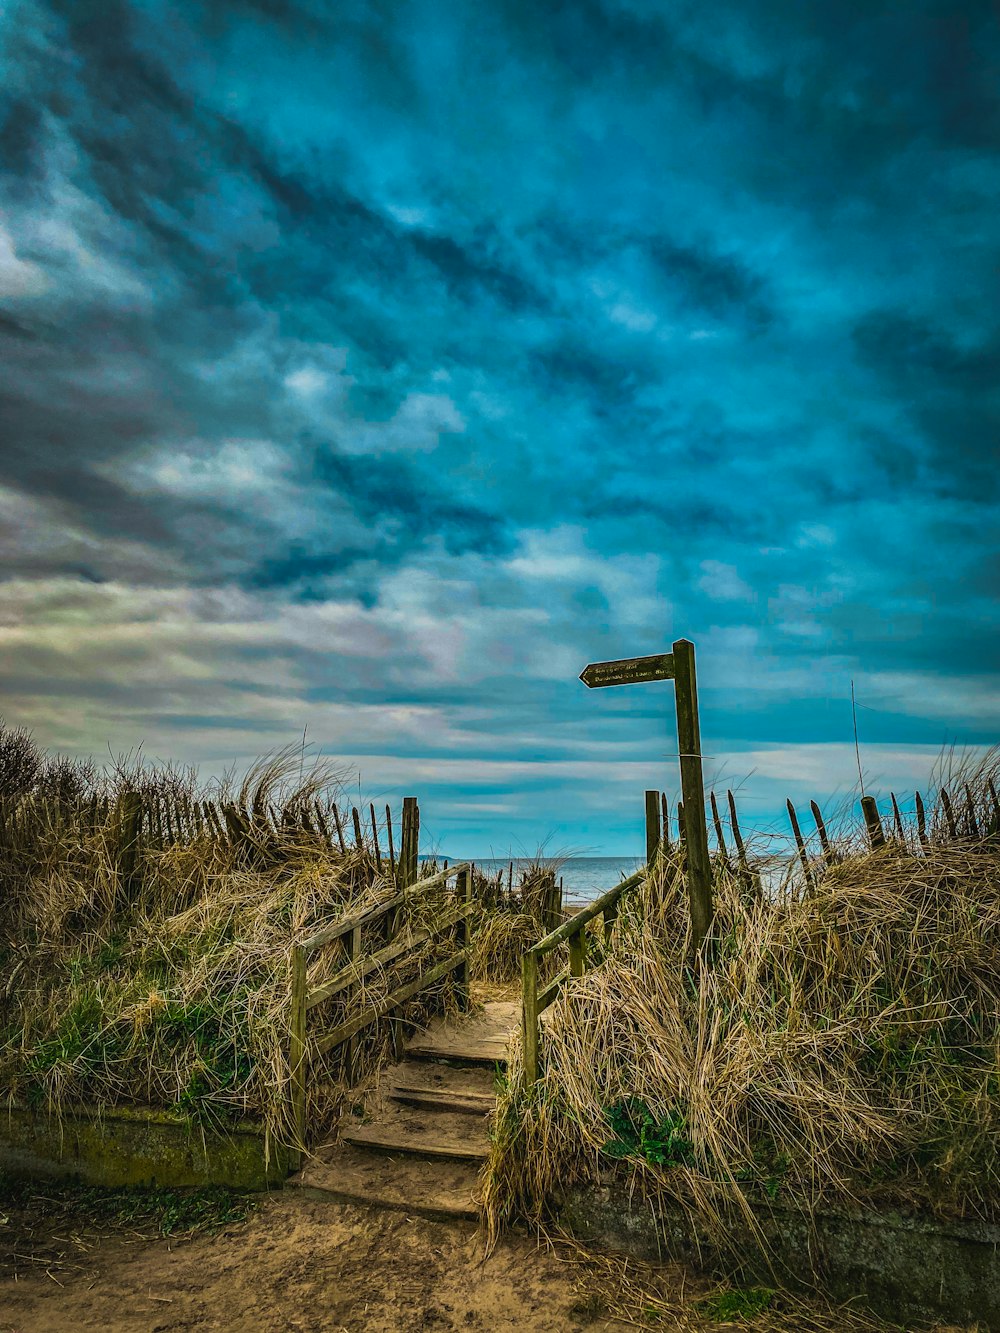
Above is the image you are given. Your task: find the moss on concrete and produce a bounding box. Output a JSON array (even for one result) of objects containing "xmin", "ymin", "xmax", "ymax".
[
  {"xmin": 560, "ymin": 1179, "xmax": 1000, "ymax": 1330},
  {"xmin": 1, "ymin": 1101, "xmax": 289, "ymax": 1190}
]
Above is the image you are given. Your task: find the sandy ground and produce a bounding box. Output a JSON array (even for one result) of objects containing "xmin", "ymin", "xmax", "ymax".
[{"xmin": 0, "ymin": 1192, "xmax": 628, "ymax": 1333}]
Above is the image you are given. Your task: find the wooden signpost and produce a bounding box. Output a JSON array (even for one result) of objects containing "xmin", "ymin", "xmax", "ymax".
[{"xmin": 579, "ymin": 638, "xmax": 714, "ymax": 951}]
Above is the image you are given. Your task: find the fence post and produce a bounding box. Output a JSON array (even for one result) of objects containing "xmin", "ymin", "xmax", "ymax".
[
  {"xmin": 400, "ymin": 797, "xmax": 418, "ymax": 887},
  {"xmin": 810, "ymin": 800, "xmax": 834, "ymax": 867},
  {"xmin": 289, "ymin": 944, "xmax": 307, "ymax": 1169},
  {"xmin": 915, "ymin": 791, "xmax": 929, "ymax": 849},
  {"xmin": 385, "ymin": 803, "xmax": 396, "ymax": 872},
  {"xmin": 522, "ymin": 950, "xmax": 539, "ymax": 1085},
  {"xmin": 117, "ymin": 790, "xmax": 143, "ymax": 899},
  {"xmin": 660, "ymin": 792, "xmax": 672, "ymax": 852},
  {"xmin": 786, "ymin": 798, "xmax": 814, "ymax": 888},
  {"xmin": 861, "ymin": 796, "xmax": 885, "ymax": 850},
  {"xmin": 644, "ymin": 789, "xmax": 661, "ymax": 868},
  {"xmin": 671, "ymin": 638, "xmax": 714, "ymax": 951},
  {"xmin": 569, "ymin": 927, "xmax": 586, "ymax": 978},
  {"xmin": 710, "ymin": 791, "xmax": 728, "ymax": 860}
]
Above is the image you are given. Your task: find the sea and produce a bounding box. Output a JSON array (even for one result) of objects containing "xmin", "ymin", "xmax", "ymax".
[{"xmin": 424, "ymin": 856, "xmax": 643, "ymax": 905}]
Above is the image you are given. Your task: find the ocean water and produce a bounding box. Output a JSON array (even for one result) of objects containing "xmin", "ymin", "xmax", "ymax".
[{"xmin": 455, "ymin": 856, "xmax": 643, "ymax": 904}]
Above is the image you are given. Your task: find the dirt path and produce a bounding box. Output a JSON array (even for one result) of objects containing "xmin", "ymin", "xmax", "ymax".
[{"xmin": 0, "ymin": 1192, "xmax": 628, "ymax": 1333}]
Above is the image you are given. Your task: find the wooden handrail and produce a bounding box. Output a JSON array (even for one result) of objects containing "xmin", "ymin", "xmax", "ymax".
[
  {"xmin": 526, "ymin": 870, "xmax": 643, "ymax": 958},
  {"xmin": 522, "ymin": 868, "xmax": 644, "ymax": 1085},
  {"xmin": 298, "ymin": 861, "xmax": 471, "ymax": 952},
  {"xmin": 287, "ymin": 858, "xmax": 473, "ymax": 1151},
  {"xmin": 305, "ymin": 898, "xmax": 475, "ymax": 1010}
]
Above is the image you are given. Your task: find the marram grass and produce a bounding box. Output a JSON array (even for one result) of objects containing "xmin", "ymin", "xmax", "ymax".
[{"xmin": 484, "ymin": 757, "xmax": 1000, "ymax": 1256}]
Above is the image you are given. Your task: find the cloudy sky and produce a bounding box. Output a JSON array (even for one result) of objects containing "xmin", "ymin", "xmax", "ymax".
[{"xmin": 1, "ymin": 0, "xmax": 997, "ymax": 857}]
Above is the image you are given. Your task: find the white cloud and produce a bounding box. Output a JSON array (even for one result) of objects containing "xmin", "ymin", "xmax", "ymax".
[
  {"xmin": 0, "ymin": 217, "xmax": 47, "ymax": 298},
  {"xmin": 697, "ymin": 559, "xmax": 755, "ymax": 602}
]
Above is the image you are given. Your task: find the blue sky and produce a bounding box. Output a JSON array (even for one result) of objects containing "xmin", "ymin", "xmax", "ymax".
[{"xmin": 0, "ymin": 0, "xmax": 997, "ymax": 857}]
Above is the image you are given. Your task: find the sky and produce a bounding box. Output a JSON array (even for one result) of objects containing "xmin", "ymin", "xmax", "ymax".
[{"xmin": 0, "ymin": 0, "xmax": 997, "ymax": 858}]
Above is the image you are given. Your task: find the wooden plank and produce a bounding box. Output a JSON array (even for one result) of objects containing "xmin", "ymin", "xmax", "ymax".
[
  {"xmin": 293, "ymin": 1145, "xmax": 479, "ymax": 1220},
  {"xmin": 341, "ymin": 1107, "xmax": 489, "ymax": 1163},
  {"xmin": 314, "ymin": 948, "xmax": 467, "ymax": 1056},
  {"xmin": 536, "ymin": 964, "xmax": 570, "ymax": 1013},
  {"xmin": 305, "ymin": 899, "xmax": 476, "ymax": 1009},
  {"xmin": 579, "ymin": 653, "xmax": 675, "ymax": 688},
  {"xmin": 672, "ymin": 637, "xmax": 713, "ymax": 951},
  {"xmin": 300, "ymin": 888, "xmax": 406, "ymax": 953}
]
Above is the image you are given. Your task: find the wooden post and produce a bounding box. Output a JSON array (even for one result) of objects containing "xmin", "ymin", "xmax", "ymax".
[
  {"xmin": 786, "ymin": 798, "xmax": 813, "ymax": 888},
  {"xmin": 810, "ymin": 799, "xmax": 834, "ymax": 867},
  {"xmin": 369, "ymin": 802, "xmax": 382, "ymax": 869},
  {"xmin": 940, "ymin": 787, "xmax": 958, "ymax": 840},
  {"xmin": 569, "ymin": 927, "xmax": 586, "ymax": 978},
  {"xmin": 671, "ymin": 638, "xmax": 713, "ymax": 950},
  {"xmin": 915, "ymin": 790, "xmax": 929, "ymax": 849},
  {"xmin": 604, "ymin": 895, "xmax": 619, "ymax": 945},
  {"xmin": 964, "ymin": 784, "xmax": 981, "ymax": 840},
  {"xmin": 644, "ymin": 789, "xmax": 660, "ymax": 868},
  {"xmin": 400, "ymin": 796, "xmax": 418, "ymax": 887},
  {"xmin": 385, "ymin": 803, "xmax": 396, "ymax": 872},
  {"xmin": 331, "ymin": 803, "xmax": 347, "ymax": 854},
  {"xmin": 988, "ymin": 780, "xmax": 1000, "ymax": 836},
  {"xmin": 455, "ymin": 866, "xmax": 471, "ymax": 1012},
  {"xmin": 890, "ymin": 792, "xmax": 905, "ymax": 843},
  {"xmin": 710, "ymin": 790, "xmax": 728, "ymax": 859},
  {"xmin": 660, "ymin": 792, "xmax": 671, "ymax": 851},
  {"xmin": 289, "ymin": 944, "xmax": 307, "ymax": 1168},
  {"xmin": 352, "ymin": 805, "xmax": 364, "ymax": 850},
  {"xmin": 118, "ymin": 791, "xmax": 143, "ymax": 899},
  {"xmin": 522, "ymin": 951, "xmax": 539, "ymax": 1086},
  {"xmin": 861, "ymin": 796, "xmax": 885, "ymax": 850}
]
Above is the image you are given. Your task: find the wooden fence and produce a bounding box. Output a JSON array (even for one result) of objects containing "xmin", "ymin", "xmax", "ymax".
[
  {"xmin": 287, "ymin": 859, "xmax": 473, "ymax": 1163},
  {"xmin": 521, "ymin": 869, "xmax": 643, "ymax": 1085}
]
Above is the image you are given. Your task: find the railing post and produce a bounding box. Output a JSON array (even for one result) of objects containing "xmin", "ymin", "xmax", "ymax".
[
  {"xmin": 455, "ymin": 865, "xmax": 471, "ymax": 1012},
  {"xmin": 522, "ymin": 950, "xmax": 539, "ymax": 1085},
  {"xmin": 569, "ymin": 927, "xmax": 586, "ymax": 977},
  {"xmin": 289, "ymin": 943, "xmax": 307, "ymax": 1169}
]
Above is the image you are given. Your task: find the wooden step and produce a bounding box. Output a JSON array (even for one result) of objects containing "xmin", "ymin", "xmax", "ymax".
[
  {"xmin": 292, "ymin": 1144, "xmax": 479, "ymax": 1221},
  {"xmin": 341, "ymin": 1105, "xmax": 490, "ymax": 1163},
  {"xmin": 405, "ymin": 1000, "xmax": 519, "ymax": 1067},
  {"xmin": 388, "ymin": 1060, "xmax": 497, "ymax": 1115}
]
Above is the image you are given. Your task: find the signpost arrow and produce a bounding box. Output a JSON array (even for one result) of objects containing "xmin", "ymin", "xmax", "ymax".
[{"xmin": 579, "ymin": 653, "xmax": 675, "ymax": 689}]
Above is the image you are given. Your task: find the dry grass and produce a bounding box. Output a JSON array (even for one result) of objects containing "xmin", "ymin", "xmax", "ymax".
[
  {"xmin": 0, "ymin": 730, "xmax": 464, "ymax": 1154},
  {"xmin": 484, "ymin": 753, "xmax": 1000, "ymax": 1261}
]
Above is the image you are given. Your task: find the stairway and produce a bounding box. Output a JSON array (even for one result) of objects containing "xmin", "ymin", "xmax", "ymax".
[{"xmin": 292, "ymin": 1001, "xmax": 518, "ymax": 1221}]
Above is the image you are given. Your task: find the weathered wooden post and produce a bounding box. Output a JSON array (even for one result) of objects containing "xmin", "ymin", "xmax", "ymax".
[
  {"xmin": 861, "ymin": 795, "xmax": 885, "ymax": 849},
  {"xmin": 400, "ymin": 796, "xmax": 419, "ymax": 886},
  {"xmin": 579, "ymin": 638, "xmax": 713, "ymax": 952},
  {"xmin": 521, "ymin": 949, "xmax": 539, "ymax": 1085},
  {"xmin": 644, "ymin": 789, "xmax": 661, "ymax": 868},
  {"xmin": 671, "ymin": 639, "xmax": 713, "ymax": 950}
]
